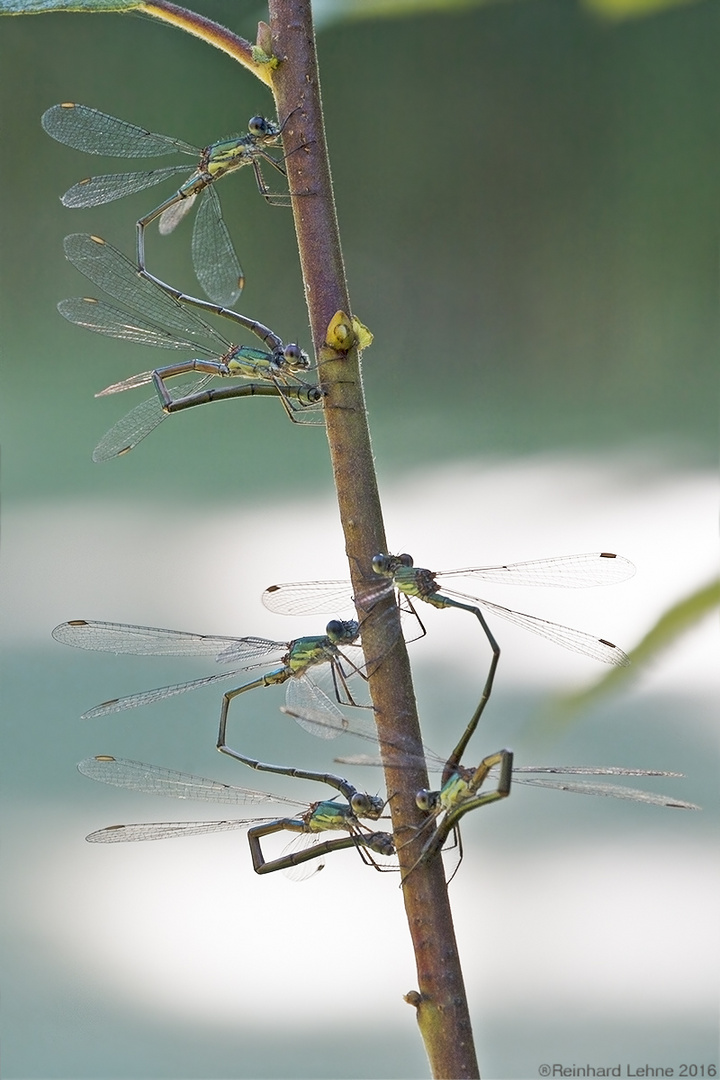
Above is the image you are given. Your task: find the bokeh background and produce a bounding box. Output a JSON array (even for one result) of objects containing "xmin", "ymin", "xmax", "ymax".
[{"xmin": 1, "ymin": 1, "xmax": 717, "ymax": 1077}]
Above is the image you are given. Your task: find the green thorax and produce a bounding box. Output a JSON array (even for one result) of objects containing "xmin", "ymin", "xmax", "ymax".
[
  {"xmin": 438, "ymin": 769, "xmax": 476, "ymax": 812},
  {"xmin": 226, "ymin": 346, "xmax": 279, "ymax": 380},
  {"xmin": 304, "ymin": 800, "xmax": 355, "ymax": 833},
  {"xmin": 392, "ymin": 564, "xmax": 443, "ymax": 605},
  {"xmin": 286, "ymin": 634, "xmax": 337, "ymax": 675},
  {"xmin": 203, "ymin": 136, "xmax": 257, "ymax": 179}
]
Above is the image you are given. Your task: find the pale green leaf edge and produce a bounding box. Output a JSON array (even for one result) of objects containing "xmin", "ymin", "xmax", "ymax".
[
  {"xmin": 0, "ymin": 0, "xmax": 138, "ymax": 11},
  {"xmin": 540, "ymin": 578, "xmax": 720, "ymax": 728},
  {"xmin": 311, "ymin": 0, "xmax": 705, "ymax": 27}
]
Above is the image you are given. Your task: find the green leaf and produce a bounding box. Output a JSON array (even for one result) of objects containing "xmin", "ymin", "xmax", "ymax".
[
  {"xmin": 0, "ymin": 0, "xmax": 138, "ymax": 11},
  {"xmin": 583, "ymin": 0, "xmax": 700, "ymax": 15},
  {"xmin": 311, "ymin": 0, "xmax": 706, "ymax": 28},
  {"xmin": 544, "ymin": 578, "xmax": 720, "ymax": 726},
  {"xmin": 312, "ymin": 0, "xmax": 493, "ymax": 27}
]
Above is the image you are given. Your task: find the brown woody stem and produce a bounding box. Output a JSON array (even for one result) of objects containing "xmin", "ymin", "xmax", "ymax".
[{"xmin": 265, "ymin": 2, "xmax": 480, "ymax": 1076}]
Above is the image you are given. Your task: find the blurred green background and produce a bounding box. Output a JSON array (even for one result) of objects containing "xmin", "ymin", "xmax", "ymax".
[
  {"xmin": 0, "ymin": 0, "xmax": 717, "ymax": 504},
  {"xmin": 1, "ymin": 1, "xmax": 718, "ymax": 1078}
]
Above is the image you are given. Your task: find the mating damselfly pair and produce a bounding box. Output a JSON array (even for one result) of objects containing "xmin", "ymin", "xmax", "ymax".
[
  {"xmin": 43, "ymin": 103, "xmax": 325, "ymax": 459},
  {"xmin": 55, "ymin": 548, "xmax": 699, "ymax": 880},
  {"xmin": 74, "ymin": 740, "xmax": 698, "ymax": 882},
  {"xmin": 54, "ymin": 550, "xmax": 635, "ymax": 737},
  {"xmin": 59, "ymin": 233, "xmax": 323, "ymax": 460}
]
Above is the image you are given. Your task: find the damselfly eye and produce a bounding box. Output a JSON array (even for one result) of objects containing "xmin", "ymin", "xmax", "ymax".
[
  {"xmin": 351, "ymin": 793, "xmax": 372, "ymax": 815},
  {"xmin": 283, "ymin": 343, "xmax": 309, "ymax": 369},
  {"xmin": 398, "ymin": 553, "xmax": 414, "ymax": 567},
  {"xmin": 325, "ymin": 619, "xmax": 344, "ymax": 639},
  {"xmin": 248, "ymin": 115, "xmax": 270, "ymax": 136},
  {"xmin": 416, "ymin": 789, "xmax": 437, "ymax": 812},
  {"xmin": 371, "ymin": 554, "xmax": 390, "ymax": 574}
]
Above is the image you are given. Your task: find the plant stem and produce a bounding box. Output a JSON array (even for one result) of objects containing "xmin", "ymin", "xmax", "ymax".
[
  {"xmin": 266, "ymin": 3, "xmax": 480, "ymax": 1076},
  {"xmin": 140, "ymin": 0, "xmax": 272, "ymax": 83}
]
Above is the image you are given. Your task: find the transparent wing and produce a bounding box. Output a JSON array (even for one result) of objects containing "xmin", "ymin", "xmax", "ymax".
[
  {"xmin": 215, "ymin": 637, "xmax": 289, "ymax": 665},
  {"xmin": 511, "ymin": 765, "xmax": 686, "ymax": 778},
  {"xmin": 91, "ymin": 375, "xmax": 213, "ymax": 461},
  {"xmin": 260, "ymin": 555, "xmax": 634, "ymax": 618},
  {"xmin": 437, "ymin": 553, "xmax": 636, "ymax": 588},
  {"xmin": 331, "ymin": 717, "xmax": 436, "ymax": 771},
  {"xmin": 286, "ymin": 392, "xmax": 326, "ymax": 426},
  {"xmin": 41, "ymin": 104, "xmax": 198, "ymax": 157},
  {"xmin": 92, "ymin": 378, "xmax": 321, "ymax": 459},
  {"xmin": 86, "ymin": 819, "xmax": 260, "ymax": 843},
  {"xmin": 79, "ymin": 664, "xmax": 254, "ymax": 718},
  {"xmin": 334, "ymin": 742, "xmax": 693, "ymax": 781},
  {"xmin": 52, "ymin": 619, "xmax": 250, "ymax": 657},
  {"xmin": 191, "ymin": 186, "xmax": 244, "ymax": 307},
  {"xmin": 282, "ymin": 704, "xmax": 379, "ymax": 745},
  {"xmin": 96, "ymin": 371, "xmax": 158, "ymax": 397},
  {"xmin": 58, "ymin": 296, "xmax": 215, "ymax": 354},
  {"xmin": 280, "ymin": 831, "xmax": 329, "ymax": 881},
  {"xmin": 158, "ymin": 191, "xmax": 197, "ymax": 234},
  {"xmin": 334, "ymin": 740, "xmax": 699, "ymax": 810},
  {"xmin": 513, "ymin": 777, "xmax": 699, "ymax": 809},
  {"xmin": 507, "ymin": 763, "xmax": 697, "ymax": 808},
  {"xmin": 334, "ymin": 749, "xmax": 431, "ymax": 772},
  {"xmin": 441, "ymin": 587, "xmax": 630, "ymax": 666},
  {"xmin": 77, "ymin": 756, "xmax": 307, "ymax": 808},
  {"xmin": 63, "ymin": 234, "xmax": 227, "ymax": 347},
  {"xmin": 60, "ymin": 166, "xmax": 190, "ymax": 208},
  {"xmin": 284, "ymin": 674, "xmax": 351, "ymax": 739},
  {"xmin": 262, "ymin": 579, "xmax": 361, "ymax": 616},
  {"xmin": 353, "ymin": 603, "xmax": 411, "ymax": 673}
]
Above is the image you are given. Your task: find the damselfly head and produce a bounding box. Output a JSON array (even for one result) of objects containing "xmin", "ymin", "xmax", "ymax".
[
  {"xmin": 350, "ymin": 792, "xmax": 385, "ymax": 819},
  {"xmin": 366, "ymin": 831, "xmax": 395, "ymax": 856},
  {"xmin": 325, "ymin": 618, "xmax": 360, "ymax": 644},
  {"xmin": 247, "ymin": 115, "xmax": 281, "ymax": 141},
  {"xmin": 372, "ymin": 553, "xmax": 414, "ymax": 577},
  {"xmin": 293, "ymin": 385, "xmax": 324, "ymax": 409},
  {"xmin": 282, "ymin": 342, "xmax": 310, "ymax": 370},
  {"xmin": 416, "ymin": 788, "xmax": 440, "ymax": 813}
]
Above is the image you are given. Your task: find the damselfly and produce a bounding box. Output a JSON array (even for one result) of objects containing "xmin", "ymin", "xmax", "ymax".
[
  {"xmin": 53, "ymin": 618, "xmax": 372, "ymax": 738},
  {"xmin": 263, "ymin": 551, "xmax": 635, "ymax": 754},
  {"xmin": 78, "ymin": 755, "xmax": 393, "ymax": 878},
  {"xmin": 412, "ymin": 752, "xmax": 699, "ymax": 876},
  {"xmin": 331, "ymin": 729, "xmax": 700, "ymax": 879},
  {"xmin": 59, "ymin": 233, "xmax": 322, "ymax": 459},
  {"xmin": 42, "ymin": 104, "xmax": 295, "ymax": 305}
]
